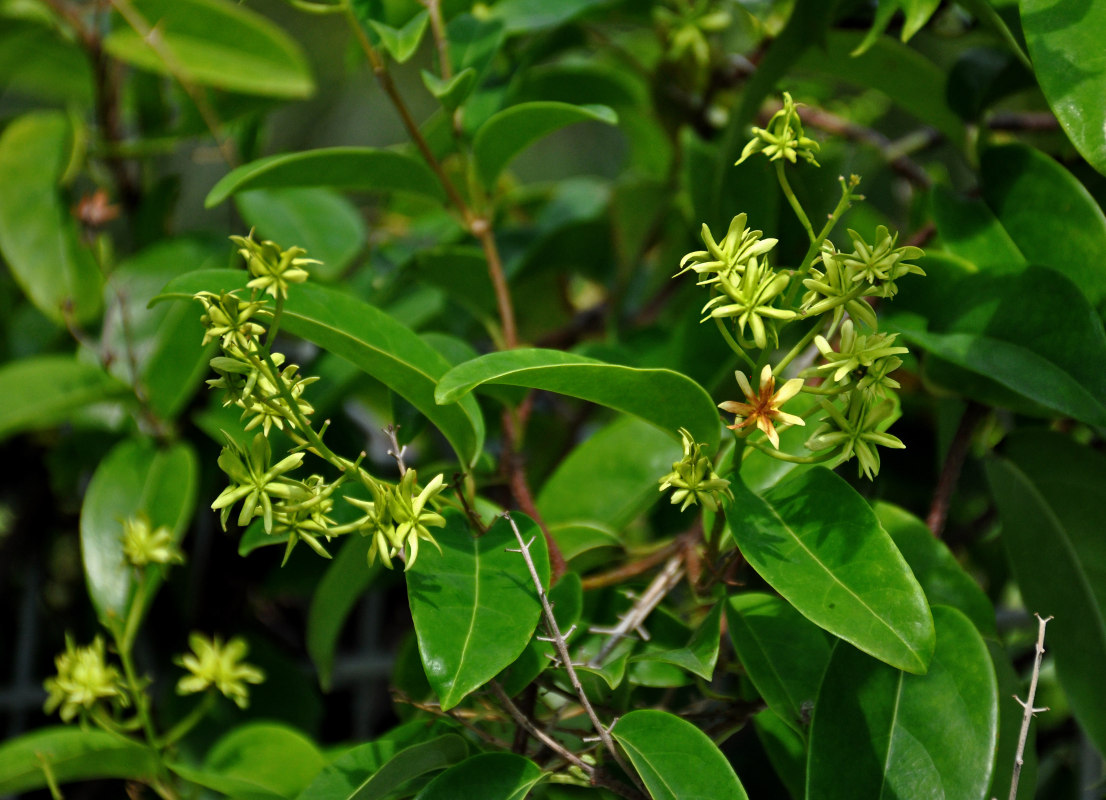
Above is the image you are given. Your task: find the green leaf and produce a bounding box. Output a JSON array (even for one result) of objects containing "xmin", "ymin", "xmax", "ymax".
[
  {"xmin": 406, "ymin": 512, "xmax": 549, "ymax": 710},
  {"xmin": 548, "ymin": 522, "xmax": 621, "ymax": 562},
  {"xmin": 298, "ymin": 734, "xmax": 467, "ymax": 800},
  {"xmin": 412, "ymin": 246, "xmax": 497, "ymax": 319},
  {"xmin": 753, "ymin": 710, "xmax": 805, "ymax": 800},
  {"xmin": 0, "ymin": 727, "xmax": 158, "ymax": 795},
  {"xmin": 985, "ymin": 430, "xmax": 1106, "ymax": 756},
  {"xmin": 498, "ymin": 572, "xmax": 583, "ymax": 696},
  {"xmin": 421, "ymin": 68, "xmax": 477, "ymax": 113},
  {"xmin": 727, "ymin": 468, "xmax": 935, "ymax": 674},
  {"xmin": 235, "ymin": 189, "xmax": 367, "ymax": 282},
  {"xmin": 0, "ymin": 18, "xmax": 93, "ymax": 105},
  {"xmin": 486, "ymin": 0, "xmax": 614, "ymax": 34},
  {"xmin": 103, "ymin": 0, "xmax": 313, "ymax": 98},
  {"xmin": 0, "ymin": 112, "xmax": 102, "ymax": 323},
  {"xmin": 201, "ymin": 723, "xmax": 326, "ymax": 799},
  {"xmin": 0, "ymin": 356, "xmax": 126, "ymax": 442},
  {"xmin": 980, "ymin": 144, "xmax": 1106, "ymax": 305},
  {"xmin": 171, "ymin": 764, "xmax": 290, "ymax": 800},
  {"xmin": 725, "ymin": 592, "xmax": 831, "ymax": 734},
  {"xmin": 153, "ymin": 270, "xmax": 485, "ymax": 467},
  {"xmin": 931, "ymin": 185, "xmax": 1026, "ymax": 272},
  {"xmin": 205, "ymin": 149, "xmax": 446, "ymax": 208},
  {"xmin": 414, "ymin": 753, "xmax": 543, "ymax": 800},
  {"xmin": 1021, "ymin": 0, "xmax": 1106, "ymax": 175},
  {"xmin": 369, "ymin": 11, "xmax": 429, "ymax": 64},
  {"xmin": 807, "ymin": 606, "xmax": 998, "ymax": 800},
  {"xmin": 472, "ymin": 102, "xmax": 618, "ymax": 187},
  {"xmin": 80, "ymin": 439, "xmax": 198, "ymax": 629},
  {"xmin": 612, "ymin": 709, "xmax": 749, "ymax": 800},
  {"xmin": 436, "ymin": 348, "xmax": 720, "ymax": 452},
  {"xmin": 875, "ymin": 502, "xmax": 997, "ymax": 637},
  {"xmin": 632, "ymin": 602, "xmax": 723, "ymax": 681},
  {"xmin": 307, "ymin": 536, "xmax": 380, "ymax": 691}
]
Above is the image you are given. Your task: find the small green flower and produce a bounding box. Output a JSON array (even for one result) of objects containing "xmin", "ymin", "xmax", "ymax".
[
  {"xmin": 231, "ymin": 233, "xmax": 318, "ymax": 300},
  {"xmin": 719, "ymin": 365, "xmax": 805, "ymax": 449},
  {"xmin": 194, "ymin": 291, "xmax": 267, "ymax": 350},
  {"xmin": 175, "ymin": 633, "xmax": 265, "ymax": 709},
  {"xmin": 676, "ymin": 213, "xmax": 777, "ymax": 285},
  {"xmin": 658, "ymin": 427, "xmax": 733, "ymax": 511},
  {"xmin": 805, "ymin": 394, "xmax": 905, "ymax": 480},
  {"xmin": 44, "ymin": 635, "xmax": 128, "ymax": 723},
  {"xmin": 654, "ymin": 0, "xmax": 731, "ymax": 74},
  {"xmin": 829, "ymin": 226, "xmax": 925, "ymax": 298},
  {"xmin": 238, "ymin": 360, "xmax": 318, "ymax": 437},
  {"xmin": 800, "ymin": 241, "xmax": 878, "ymax": 330},
  {"xmin": 344, "ymin": 470, "xmax": 447, "ymax": 570},
  {"xmin": 211, "ymin": 433, "xmax": 307, "ymax": 533},
  {"xmin": 736, "ymin": 92, "xmax": 820, "ymax": 167},
  {"xmin": 812, "ymin": 319, "xmax": 908, "ymax": 395},
  {"xmin": 121, "ymin": 512, "xmax": 184, "ymax": 568},
  {"xmin": 701, "ymin": 257, "xmax": 795, "ymax": 349},
  {"xmin": 272, "ymin": 474, "xmax": 339, "ymax": 563}
]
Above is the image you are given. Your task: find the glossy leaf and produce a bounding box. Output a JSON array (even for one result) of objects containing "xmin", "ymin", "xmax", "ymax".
[
  {"xmin": 0, "ymin": 112, "xmax": 101, "ymax": 323},
  {"xmin": 632, "ymin": 601, "xmax": 723, "ymax": 681},
  {"xmin": 1021, "ymin": 0, "xmax": 1106, "ymax": 175},
  {"xmin": 548, "ymin": 522, "xmax": 621, "ymax": 562},
  {"xmin": 235, "ymin": 189, "xmax": 366, "ymax": 282},
  {"xmin": 437, "ymin": 348, "xmax": 720, "ymax": 452},
  {"xmin": 498, "ymin": 572, "xmax": 582, "ymax": 696},
  {"xmin": 725, "ymin": 592, "xmax": 831, "ymax": 733},
  {"xmin": 980, "ymin": 144, "xmax": 1106, "ymax": 305},
  {"xmin": 103, "ymin": 0, "xmax": 313, "ymax": 98},
  {"xmin": 472, "ymin": 102, "xmax": 618, "ymax": 187},
  {"xmin": 193, "ymin": 722, "xmax": 326, "ymax": 799},
  {"xmin": 985, "ymin": 430, "xmax": 1106, "ymax": 755},
  {"xmin": 80, "ymin": 439, "xmax": 198, "ymax": 629},
  {"xmin": 0, "ymin": 728, "xmax": 157, "ymax": 795},
  {"xmin": 875, "ymin": 502, "xmax": 996, "ymax": 636},
  {"xmin": 205, "ymin": 149, "xmax": 445, "ymax": 208},
  {"xmin": 407, "ymin": 512, "xmax": 549, "ymax": 710},
  {"xmin": 807, "ymin": 606, "xmax": 998, "ymax": 800},
  {"xmin": 727, "ymin": 468, "xmax": 935, "ymax": 674},
  {"xmin": 0, "ymin": 356, "xmax": 126, "ymax": 442},
  {"xmin": 153, "ymin": 270, "xmax": 485, "ymax": 466},
  {"xmin": 414, "ymin": 753, "xmax": 542, "ymax": 800},
  {"xmin": 307, "ymin": 536, "xmax": 379, "ymax": 691},
  {"xmin": 299, "ymin": 734, "xmax": 467, "ymax": 800},
  {"xmin": 613, "ymin": 709, "xmax": 749, "ymax": 800},
  {"xmin": 931, "ymin": 185, "xmax": 1025, "ymax": 272}
]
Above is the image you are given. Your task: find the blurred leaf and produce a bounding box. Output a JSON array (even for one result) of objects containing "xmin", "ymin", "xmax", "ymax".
[
  {"xmin": 103, "ymin": 0, "xmax": 313, "ymax": 98},
  {"xmin": 932, "ymin": 186, "xmax": 1026, "ymax": 271},
  {"xmin": 980, "ymin": 144, "xmax": 1106, "ymax": 305},
  {"xmin": 487, "ymin": 0, "xmax": 615, "ymax": 34},
  {"xmin": 807, "ymin": 606, "xmax": 998, "ymax": 800},
  {"xmin": 206, "ymin": 149, "xmax": 445, "ymax": 208},
  {"xmin": 414, "ymin": 753, "xmax": 543, "ymax": 800},
  {"xmin": 632, "ymin": 602, "xmax": 722, "ymax": 681},
  {"xmin": 0, "ymin": 356, "xmax": 126, "ymax": 442},
  {"xmin": 412, "ymin": 246, "xmax": 496, "ymax": 319},
  {"xmin": 986, "ymin": 430, "xmax": 1106, "ymax": 756},
  {"xmin": 945, "ymin": 47, "xmax": 1033, "ymax": 122},
  {"xmin": 154, "ymin": 270, "xmax": 485, "ymax": 467},
  {"xmin": 80, "ymin": 439, "xmax": 197, "ymax": 629},
  {"xmin": 407, "ymin": 512, "xmax": 549, "ymax": 710},
  {"xmin": 511, "ymin": 61, "xmax": 646, "ymax": 108},
  {"xmin": 852, "ymin": 0, "xmax": 941, "ymax": 55},
  {"xmin": 307, "ymin": 536, "xmax": 379, "ymax": 691},
  {"xmin": 445, "ymin": 13, "xmax": 503, "ymax": 94},
  {"xmin": 612, "ymin": 709, "xmax": 749, "ymax": 800},
  {"xmin": 726, "ymin": 592, "xmax": 831, "ymax": 734},
  {"xmin": 0, "ymin": 112, "xmax": 101, "ymax": 323},
  {"xmin": 498, "ymin": 572, "xmax": 583, "ymax": 696},
  {"xmin": 0, "ymin": 728, "xmax": 157, "ymax": 795},
  {"xmin": 235, "ymin": 189, "xmax": 367, "ymax": 282},
  {"xmin": 875, "ymin": 503, "xmax": 996, "ymax": 637},
  {"xmin": 728, "ymin": 469, "xmax": 935, "ymax": 674},
  {"xmin": 472, "ymin": 102, "xmax": 618, "ymax": 187},
  {"xmin": 1021, "ymin": 0, "xmax": 1106, "ymax": 175},
  {"xmin": 299, "ymin": 734, "xmax": 467, "ymax": 800},
  {"xmin": 182, "ymin": 722, "xmax": 326, "ymax": 799},
  {"xmin": 436, "ymin": 348, "xmax": 720, "ymax": 452},
  {"xmin": 421, "ymin": 68, "xmax": 477, "ymax": 112},
  {"xmin": 369, "ymin": 10, "xmax": 429, "ymax": 64},
  {"xmin": 0, "ymin": 19, "xmax": 93, "ymax": 105}
]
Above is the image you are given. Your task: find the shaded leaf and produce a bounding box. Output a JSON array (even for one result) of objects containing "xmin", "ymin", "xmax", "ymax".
[
  {"xmin": 413, "ymin": 753, "xmax": 542, "ymax": 800},
  {"xmin": 298, "ymin": 734, "xmax": 467, "ymax": 800},
  {"xmin": 613, "ymin": 709, "xmax": 749, "ymax": 800},
  {"xmin": 0, "ymin": 728, "xmax": 157, "ymax": 795},
  {"xmin": 406, "ymin": 512, "xmax": 549, "ymax": 710},
  {"xmin": 103, "ymin": 0, "xmax": 313, "ymax": 98},
  {"xmin": 0, "ymin": 356, "xmax": 126, "ymax": 442},
  {"xmin": 437, "ymin": 348, "xmax": 720, "ymax": 452},
  {"xmin": 369, "ymin": 11, "xmax": 429, "ymax": 64},
  {"xmin": 727, "ymin": 469, "xmax": 935, "ymax": 674},
  {"xmin": 184, "ymin": 723, "xmax": 326, "ymax": 800},
  {"xmin": 632, "ymin": 602, "xmax": 723, "ymax": 681},
  {"xmin": 753, "ymin": 711, "xmax": 805, "ymax": 800},
  {"xmin": 807, "ymin": 606, "xmax": 998, "ymax": 800},
  {"xmin": 487, "ymin": 0, "xmax": 614, "ymax": 34},
  {"xmin": 421, "ymin": 68, "xmax": 477, "ymax": 112}
]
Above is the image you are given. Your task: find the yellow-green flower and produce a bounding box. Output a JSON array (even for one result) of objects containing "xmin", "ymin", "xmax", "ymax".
[
  {"xmin": 44, "ymin": 635, "xmax": 128, "ymax": 723},
  {"xmin": 736, "ymin": 92, "xmax": 820, "ymax": 167},
  {"xmin": 194, "ymin": 290, "xmax": 267, "ymax": 350},
  {"xmin": 121, "ymin": 512, "xmax": 184, "ymax": 568},
  {"xmin": 805, "ymin": 395, "xmax": 905, "ymax": 480},
  {"xmin": 175, "ymin": 633, "xmax": 265, "ymax": 709},
  {"xmin": 343, "ymin": 470, "xmax": 447, "ymax": 570},
  {"xmin": 231, "ymin": 233, "xmax": 318, "ymax": 300},
  {"xmin": 658, "ymin": 427, "xmax": 732, "ymax": 511},
  {"xmin": 676, "ymin": 213, "xmax": 777, "ymax": 285}
]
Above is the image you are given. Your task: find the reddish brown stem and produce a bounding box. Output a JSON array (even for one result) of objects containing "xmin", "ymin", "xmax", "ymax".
[{"xmin": 927, "ymin": 402, "xmax": 986, "ymax": 538}]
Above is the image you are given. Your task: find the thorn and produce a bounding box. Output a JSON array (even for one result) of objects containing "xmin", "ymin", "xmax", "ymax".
[
  {"xmin": 634, "ymin": 624, "xmax": 650, "ymax": 641},
  {"xmin": 562, "ymin": 623, "xmax": 577, "ymax": 638},
  {"xmin": 506, "ymin": 547, "xmax": 522, "ymax": 553}
]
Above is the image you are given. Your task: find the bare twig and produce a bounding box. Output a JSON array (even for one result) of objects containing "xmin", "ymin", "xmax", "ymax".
[
  {"xmin": 581, "ymin": 539, "xmax": 683, "ymax": 591},
  {"xmin": 391, "ymin": 689, "xmax": 513, "ymax": 749},
  {"xmin": 503, "ymin": 514, "xmax": 643, "ymax": 794},
  {"xmin": 382, "ymin": 424, "xmax": 408, "ymax": 476},
  {"xmin": 589, "ymin": 555, "xmax": 685, "ymax": 666},
  {"xmin": 1000, "ymin": 613, "xmax": 1052, "ymax": 800},
  {"xmin": 490, "ymin": 681, "xmax": 593, "ymax": 773},
  {"xmin": 927, "ymin": 402, "xmax": 986, "ymax": 537},
  {"xmin": 420, "ymin": 0, "xmax": 452, "ymax": 80}
]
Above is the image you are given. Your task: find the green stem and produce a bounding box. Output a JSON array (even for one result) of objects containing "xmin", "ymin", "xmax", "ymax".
[
  {"xmin": 783, "ymin": 178, "xmax": 860, "ymax": 309},
  {"xmin": 773, "ymin": 317, "xmax": 827, "ymax": 374},
  {"xmin": 775, "ymin": 162, "xmax": 814, "ymax": 243},
  {"xmin": 745, "ymin": 441, "xmax": 839, "ymax": 464},
  {"xmin": 159, "ymin": 692, "xmax": 215, "ymax": 747},
  {"xmin": 800, "ymin": 382, "xmax": 849, "ymax": 396},
  {"xmin": 713, "ymin": 316, "xmax": 758, "ymax": 372},
  {"xmin": 36, "ymin": 754, "xmax": 63, "ymax": 800}
]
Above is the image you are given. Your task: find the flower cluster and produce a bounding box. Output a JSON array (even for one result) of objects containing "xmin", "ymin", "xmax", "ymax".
[
  {"xmin": 342, "ymin": 470, "xmax": 447, "ymax": 570},
  {"xmin": 43, "ymin": 636, "xmax": 129, "ymax": 723},
  {"xmin": 658, "ymin": 428, "xmax": 733, "ymax": 511},
  {"xmin": 231, "ymin": 232, "xmax": 317, "ymax": 300},
  {"xmin": 736, "ymin": 92, "xmax": 820, "ymax": 167},
  {"xmin": 175, "ymin": 633, "xmax": 265, "ymax": 709}
]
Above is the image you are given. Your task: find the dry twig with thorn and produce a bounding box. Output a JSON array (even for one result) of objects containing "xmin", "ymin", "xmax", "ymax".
[
  {"xmin": 997, "ymin": 612, "xmax": 1052, "ymax": 800},
  {"xmin": 589, "ymin": 555, "xmax": 685, "ymax": 666}
]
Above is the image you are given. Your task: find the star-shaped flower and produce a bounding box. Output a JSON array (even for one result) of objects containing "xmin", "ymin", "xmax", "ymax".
[
  {"xmin": 718, "ymin": 365, "xmax": 805, "ymax": 449},
  {"xmin": 175, "ymin": 634, "xmax": 265, "ymax": 709}
]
